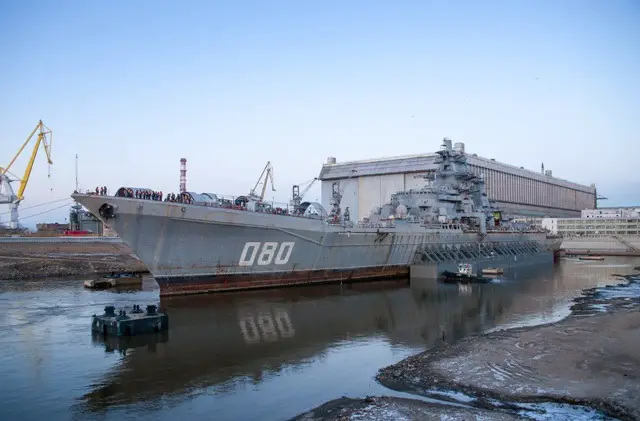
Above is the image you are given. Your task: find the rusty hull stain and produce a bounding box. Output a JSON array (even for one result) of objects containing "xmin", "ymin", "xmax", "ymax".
[{"xmin": 157, "ymin": 265, "xmax": 409, "ymax": 296}]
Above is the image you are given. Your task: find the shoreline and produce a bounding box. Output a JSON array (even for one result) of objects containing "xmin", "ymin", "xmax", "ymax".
[
  {"xmin": 292, "ymin": 273, "xmax": 640, "ymax": 421},
  {"xmin": 0, "ymin": 242, "xmax": 148, "ymax": 281}
]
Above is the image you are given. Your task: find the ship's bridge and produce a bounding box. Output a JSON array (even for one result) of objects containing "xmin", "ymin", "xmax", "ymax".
[{"xmin": 115, "ymin": 187, "xmax": 154, "ymax": 197}]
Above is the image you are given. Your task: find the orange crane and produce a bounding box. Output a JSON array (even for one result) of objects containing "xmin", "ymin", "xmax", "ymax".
[{"xmin": 0, "ymin": 120, "xmax": 53, "ymax": 228}]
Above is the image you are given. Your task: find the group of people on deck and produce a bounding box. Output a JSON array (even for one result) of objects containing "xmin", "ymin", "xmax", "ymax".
[
  {"xmin": 90, "ymin": 186, "xmax": 327, "ymax": 218},
  {"xmin": 165, "ymin": 192, "xmax": 193, "ymax": 204},
  {"xmin": 103, "ymin": 186, "xmax": 194, "ymax": 204},
  {"xmin": 135, "ymin": 190, "xmax": 163, "ymax": 201}
]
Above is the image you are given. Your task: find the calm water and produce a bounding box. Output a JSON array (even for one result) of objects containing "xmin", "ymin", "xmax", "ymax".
[{"xmin": 0, "ymin": 257, "xmax": 638, "ymax": 421}]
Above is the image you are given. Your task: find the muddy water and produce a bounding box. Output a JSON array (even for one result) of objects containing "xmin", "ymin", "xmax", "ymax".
[{"xmin": 0, "ymin": 257, "xmax": 638, "ymax": 421}]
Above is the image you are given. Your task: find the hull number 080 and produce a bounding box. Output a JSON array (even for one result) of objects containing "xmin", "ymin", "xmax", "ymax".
[{"xmin": 239, "ymin": 241, "xmax": 296, "ymax": 266}]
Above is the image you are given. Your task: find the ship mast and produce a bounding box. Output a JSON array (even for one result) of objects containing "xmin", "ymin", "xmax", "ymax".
[{"xmin": 328, "ymin": 169, "xmax": 356, "ymax": 224}]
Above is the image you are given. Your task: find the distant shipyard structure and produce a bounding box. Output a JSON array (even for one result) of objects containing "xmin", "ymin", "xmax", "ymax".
[
  {"xmin": 581, "ymin": 206, "xmax": 640, "ymax": 219},
  {"xmin": 542, "ymin": 216, "xmax": 640, "ymax": 236},
  {"xmin": 318, "ymin": 140, "xmax": 596, "ymax": 219},
  {"xmin": 541, "ymin": 206, "xmax": 640, "ymax": 236}
]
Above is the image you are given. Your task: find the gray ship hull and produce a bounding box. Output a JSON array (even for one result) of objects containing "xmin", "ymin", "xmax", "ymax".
[{"xmin": 72, "ymin": 193, "xmax": 560, "ymax": 296}]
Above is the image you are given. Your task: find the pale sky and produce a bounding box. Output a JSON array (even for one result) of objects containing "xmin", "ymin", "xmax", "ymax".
[{"xmin": 1, "ymin": 0, "xmax": 638, "ymax": 227}]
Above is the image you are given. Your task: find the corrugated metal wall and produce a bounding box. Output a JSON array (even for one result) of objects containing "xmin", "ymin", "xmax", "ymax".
[
  {"xmin": 319, "ymin": 143, "xmax": 596, "ymax": 219},
  {"xmin": 380, "ymin": 174, "xmax": 404, "ymax": 207},
  {"xmin": 404, "ymin": 173, "xmax": 426, "ymax": 190},
  {"xmin": 322, "ymin": 178, "xmax": 360, "ymax": 219},
  {"xmin": 322, "ymin": 168, "xmax": 595, "ymax": 220},
  {"xmin": 466, "ymin": 164, "xmax": 593, "ymax": 211},
  {"xmin": 358, "ymin": 176, "xmax": 381, "ymax": 219}
]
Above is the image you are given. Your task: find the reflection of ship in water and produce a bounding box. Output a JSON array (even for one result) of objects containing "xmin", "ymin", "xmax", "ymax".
[
  {"xmin": 79, "ymin": 266, "xmax": 554, "ymax": 412},
  {"xmin": 91, "ymin": 331, "xmax": 169, "ymax": 356}
]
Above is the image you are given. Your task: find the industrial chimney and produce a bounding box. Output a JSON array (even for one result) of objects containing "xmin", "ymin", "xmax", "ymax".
[{"xmin": 180, "ymin": 158, "xmax": 187, "ymax": 193}]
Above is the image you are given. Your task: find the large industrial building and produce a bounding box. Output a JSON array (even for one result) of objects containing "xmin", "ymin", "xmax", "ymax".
[
  {"xmin": 541, "ymin": 216, "xmax": 640, "ymax": 236},
  {"xmin": 541, "ymin": 206, "xmax": 640, "ymax": 236},
  {"xmin": 581, "ymin": 206, "xmax": 640, "ymax": 219},
  {"xmin": 318, "ymin": 140, "xmax": 597, "ymax": 220}
]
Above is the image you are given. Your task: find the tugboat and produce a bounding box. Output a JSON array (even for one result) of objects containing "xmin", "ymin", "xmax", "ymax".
[
  {"xmin": 84, "ymin": 272, "xmax": 143, "ymax": 289},
  {"xmin": 441, "ymin": 263, "xmax": 491, "ymax": 284}
]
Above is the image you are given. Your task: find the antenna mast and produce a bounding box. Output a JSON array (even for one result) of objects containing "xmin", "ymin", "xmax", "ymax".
[{"xmin": 75, "ymin": 154, "xmax": 79, "ymax": 191}]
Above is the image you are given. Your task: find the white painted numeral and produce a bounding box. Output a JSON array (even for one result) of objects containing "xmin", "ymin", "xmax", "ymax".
[
  {"xmin": 239, "ymin": 242, "xmax": 261, "ymax": 266},
  {"xmin": 275, "ymin": 242, "xmax": 295, "ymax": 264},
  {"xmin": 257, "ymin": 242, "xmax": 278, "ymax": 266},
  {"xmin": 238, "ymin": 241, "xmax": 296, "ymax": 266}
]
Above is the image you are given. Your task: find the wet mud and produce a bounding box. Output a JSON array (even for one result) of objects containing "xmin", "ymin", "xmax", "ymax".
[
  {"xmin": 376, "ymin": 274, "xmax": 640, "ymax": 420},
  {"xmin": 290, "ymin": 396, "xmax": 525, "ymax": 420},
  {"xmin": 0, "ymin": 242, "xmax": 148, "ymax": 280},
  {"xmin": 293, "ymin": 273, "xmax": 640, "ymax": 421}
]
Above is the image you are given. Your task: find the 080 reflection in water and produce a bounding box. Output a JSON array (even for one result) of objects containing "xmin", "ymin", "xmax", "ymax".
[{"xmin": 0, "ymin": 257, "xmax": 638, "ymax": 421}]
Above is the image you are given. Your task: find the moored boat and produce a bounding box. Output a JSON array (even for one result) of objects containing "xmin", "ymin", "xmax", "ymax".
[
  {"xmin": 84, "ymin": 272, "xmax": 143, "ymax": 289},
  {"xmin": 441, "ymin": 263, "xmax": 492, "ymax": 284}
]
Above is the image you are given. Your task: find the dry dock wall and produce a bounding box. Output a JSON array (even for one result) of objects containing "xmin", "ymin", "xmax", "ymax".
[{"xmin": 560, "ymin": 236, "xmax": 640, "ymax": 256}]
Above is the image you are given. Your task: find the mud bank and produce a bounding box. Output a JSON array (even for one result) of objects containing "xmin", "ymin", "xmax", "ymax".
[
  {"xmin": 290, "ymin": 396, "xmax": 525, "ymax": 420},
  {"xmin": 376, "ymin": 274, "xmax": 640, "ymax": 420},
  {"xmin": 0, "ymin": 242, "xmax": 148, "ymax": 280},
  {"xmin": 291, "ymin": 274, "xmax": 640, "ymax": 421}
]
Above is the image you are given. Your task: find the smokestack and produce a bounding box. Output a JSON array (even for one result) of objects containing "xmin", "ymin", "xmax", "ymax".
[{"xmin": 180, "ymin": 158, "xmax": 187, "ymax": 193}]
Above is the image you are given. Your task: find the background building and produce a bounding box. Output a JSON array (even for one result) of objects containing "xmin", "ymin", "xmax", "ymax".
[
  {"xmin": 34, "ymin": 223, "xmax": 69, "ymax": 236},
  {"xmin": 69, "ymin": 203, "xmax": 109, "ymax": 235},
  {"xmin": 318, "ymin": 140, "xmax": 597, "ymax": 220},
  {"xmin": 542, "ymin": 217, "xmax": 640, "ymax": 236},
  {"xmin": 581, "ymin": 206, "xmax": 640, "ymax": 219}
]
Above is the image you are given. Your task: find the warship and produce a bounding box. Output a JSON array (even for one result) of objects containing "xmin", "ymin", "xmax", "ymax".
[{"xmin": 71, "ymin": 137, "xmax": 562, "ymax": 296}]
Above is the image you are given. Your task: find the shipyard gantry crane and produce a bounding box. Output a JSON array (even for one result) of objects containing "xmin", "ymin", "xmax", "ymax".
[
  {"xmin": 290, "ymin": 177, "xmax": 318, "ymax": 214},
  {"xmin": 0, "ymin": 120, "xmax": 53, "ymax": 228},
  {"xmin": 248, "ymin": 161, "xmax": 275, "ymax": 201}
]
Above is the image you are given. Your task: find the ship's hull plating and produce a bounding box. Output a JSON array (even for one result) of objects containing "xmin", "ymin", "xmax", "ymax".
[{"xmin": 72, "ymin": 194, "xmax": 560, "ymax": 295}]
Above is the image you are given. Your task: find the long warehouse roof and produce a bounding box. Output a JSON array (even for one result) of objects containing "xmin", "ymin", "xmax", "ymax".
[{"xmin": 318, "ymin": 151, "xmax": 595, "ymax": 193}]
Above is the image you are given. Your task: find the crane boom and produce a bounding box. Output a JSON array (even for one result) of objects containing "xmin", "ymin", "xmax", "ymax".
[
  {"xmin": 249, "ymin": 161, "xmax": 276, "ymax": 201},
  {"xmin": 17, "ymin": 121, "xmax": 53, "ymax": 200},
  {"xmin": 2, "ymin": 124, "xmax": 40, "ymax": 176},
  {"xmin": 0, "ymin": 120, "xmax": 53, "ymax": 229},
  {"xmin": 299, "ymin": 178, "xmax": 317, "ymax": 198},
  {"xmin": 290, "ymin": 177, "xmax": 318, "ymax": 212}
]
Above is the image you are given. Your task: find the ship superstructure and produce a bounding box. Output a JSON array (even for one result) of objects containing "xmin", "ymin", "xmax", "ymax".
[
  {"xmin": 71, "ymin": 137, "xmax": 561, "ymax": 296},
  {"xmin": 367, "ymin": 138, "xmax": 495, "ymax": 233}
]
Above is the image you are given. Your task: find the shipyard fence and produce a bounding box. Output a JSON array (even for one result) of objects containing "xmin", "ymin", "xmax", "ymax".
[{"xmin": 0, "ymin": 236, "xmax": 123, "ymax": 244}]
